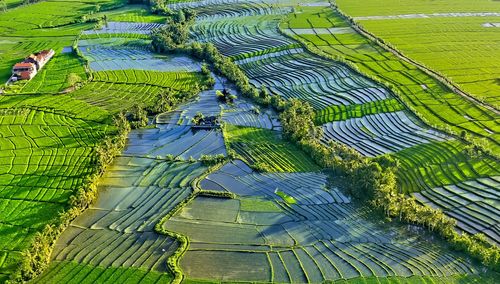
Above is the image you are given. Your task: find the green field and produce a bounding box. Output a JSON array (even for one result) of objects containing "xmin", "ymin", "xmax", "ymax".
[
  {"xmin": 1, "ymin": 0, "xmax": 499, "ymax": 283},
  {"xmin": 336, "ymin": 0, "xmax": 500, "ymax": 108},
  {"xmin": 281, "ymin": 5, "xmax": 500, "ymax": 153},
  {"xmin": 224, "ymin": 124, "xmax": 320, "ymax": 172},
  {"xmin": 280, "ymin": 4, "xmax": 500, "ymax": 191}
]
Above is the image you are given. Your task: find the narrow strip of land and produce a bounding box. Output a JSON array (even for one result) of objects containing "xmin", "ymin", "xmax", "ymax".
[{"xmin": 354, "ymin": 12, "xmax": 500, "ymax": 21}]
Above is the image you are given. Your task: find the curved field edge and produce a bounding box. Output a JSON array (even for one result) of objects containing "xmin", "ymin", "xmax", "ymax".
[
  {"xmin": 277, "ymin": 5, "xmax": 499, "ymax": 156},
  {"xmin": 154, "ymin": 160, "xmax": 231, "ymax": 284}
]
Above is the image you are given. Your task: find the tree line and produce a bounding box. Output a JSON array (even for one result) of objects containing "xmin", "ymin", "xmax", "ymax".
[{"xmin": 150, "ymin": 7, "xmax": 500, "ymax": 271}]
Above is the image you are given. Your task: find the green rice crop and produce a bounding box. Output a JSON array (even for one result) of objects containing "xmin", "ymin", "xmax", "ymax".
[
  {"xmin": 224, "ymin": 124, "xmax": 320, "ymax": 173},
  {"xmin": 19, "ymin": 52, "xmax": 88, "ymax": 94},
  {"xmin": 314, "ymin": 98, "xmax": 404, "ymax": 124},
  {"xmin": 281, "ymin": 5, "xmax": 499, "ymax": 153},
  {"xmin": 275, "ymin": 190, "xmax": 297, "ymax": 204},
  {"xmin": 336, "ymin": 0, "xmax": 500, "ymax": 16},
  {"xmin": 33, "ymin": 261, "xmax": 172, "ymax": 284},
  {"xmin": 392, "ymin": 140, "xmax": 500, "ymax": 193},
  {"xmin": 98, "ymin": 5, "xmax": 166, "ymax": 23},
  {"xmin": 239, "ymin": 197, "xmax": 282, "ymax": 212}
]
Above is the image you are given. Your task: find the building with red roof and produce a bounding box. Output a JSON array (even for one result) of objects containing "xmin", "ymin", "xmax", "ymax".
[{"xmin": 11, "ymin": 49, "xmax": 55, "ymax": 81}]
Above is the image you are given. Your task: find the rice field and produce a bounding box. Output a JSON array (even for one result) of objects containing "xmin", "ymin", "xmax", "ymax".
[
  {"xmin": 321, "ymin": 111, "xmax": 448, "ymax": 157},
  {"xmin": 414, "ymin": 176, "xmax": 500, "ymax": 245},
  {"xmin": 224, "ymin": 124, "xmax": 319, "ymax": 172},
  {"xmin": 273, "ymin": 2, "xmax": 500, "ymax": 244},
  {"xmin": 82, "ymin": 22, "xmax": 164, "ymax": 35},
  {"xmin": 33, "ymin": 261, "xmax": 172, "ymax": 284},
  {"xmin": 50, "ymin": 158, "xmax": 206, "ymax": 271},
  {"xmin": 2, "ymin": 0, "xmax": 499, "ymax": 283},
  {"xmin": 335, "ymin": 0, "xmax": 500, "ymax": 108},
  {"xmin": 0, "ymin": 98, "xmax": 111, "ymax": 279},
  {"xmin": 221, "ymin": 100, "xmax": 281, "ymax": 130},
  {"xmin": 0, "ymin": 2, "xmax": 209, "ymax": 279},
  {"xmin": 78, "ymin": 38, "xmax": 200, "ymax": 72},
  {"xmin": 164, "ymin": 160, "xmax": 481, "ymax": 282},
  {"xmin": 281, "ymin": 5, "xmax": 500, "ymax": 153}
]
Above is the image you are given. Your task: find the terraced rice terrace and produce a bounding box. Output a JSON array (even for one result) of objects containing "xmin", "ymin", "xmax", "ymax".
[{"xmin": 0, "ymin": 0, "xmax": 499, "ymax": 283}]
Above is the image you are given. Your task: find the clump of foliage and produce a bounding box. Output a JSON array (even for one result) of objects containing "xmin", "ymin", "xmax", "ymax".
[
  {"xmin": 191, "ymin": 112, "xmax": 204, "ymax": 125},
  {"xmin": 66, "ymin": 73, "xmax": 82, "ymax": 87},
  {"xmin": 126, "ymin": 104, "xmax": 148, "ymax": 129},
  {"xmin": 216, "ymin": 89, "xmax": 236, "ymax": 104},
  {"xmin": 151, "ymin": 9, "xmax": 196, "ymax": 51},
  {"xmin": 200, "ymin": 154, "xmax": 226, "ymax": 166},
  {"xmin": 201, "ymin": 63, "xmax": 215, "ymax": 87}
]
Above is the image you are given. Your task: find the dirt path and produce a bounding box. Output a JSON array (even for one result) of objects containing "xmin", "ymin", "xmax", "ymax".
[
  {"xmin": 354, "ymin": 12, "xmax": 500, "ymax": 21},
  {"xmin": 341, "ymin": 9, "xmax": 500, "ymax": 115}
]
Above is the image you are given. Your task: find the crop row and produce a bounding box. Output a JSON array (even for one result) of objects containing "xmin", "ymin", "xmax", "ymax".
[
  {"xmin": 321, "ymin": 111, "xmax": 448, "ymax": 156},
  {"xmin": 0, "ymin": 94, "xmax": 111, "ymax": 123},
  {"xmin": 78, "ymin": 38, "xmax": 200, "ymax": 72},
  {"xmin": 221, "ymin": 100, "xmax": 280, "ymax": 130},
  {"xmin": 224, "ymin": 124, "xmax": 319, "ymax": 172},
  {"xmin": 163, "ymin": 160, "xmax": 478, "ymax": 281},
  {"xmin": 83, "ymin": 21, "xmax": 163, "ymax": 35},
  {"xmin": 238, "ymin": 50, "xmax": 391, "ymax": 109},
  {"xmin": 393, "ymin": 140, "xmax": 500, "ymax": 192},
  {"xmin": 192, "ymin": 14, "xmax": 293, "ymax": 56},
  {"xmin": 314, "ymin": 98, "xmax": 405, "ymax": 124},
  {"xmin": 414, "ymin": 176, "xmax": 500, "ymax": 244},
  {"xmin": 33, "ymin": 261, "xmax": 172, "ymax": 284},
  {"xmin": 92, "ymin": 69, "xmax": 202, "ymax": 90},
  {"xmin": 71, "ymin": 82, "xmax": 167, "ymax": 113},
  {"xmin": 124, "ymin": 125, "xmax": 227, "ymax": 160}
]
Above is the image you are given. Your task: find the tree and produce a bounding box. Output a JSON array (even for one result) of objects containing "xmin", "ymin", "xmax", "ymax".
[
  {"xmin": 127, "ymin": 105, "xmax": 148, "ymax": 129},
  {"xmin": 280, "ymin": 99, "xmax": 316, "ymax": 142}
]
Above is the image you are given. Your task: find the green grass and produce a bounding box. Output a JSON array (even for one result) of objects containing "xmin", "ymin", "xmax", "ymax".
[
  {"xmin": 224, "ymin": 124, "xmax": 320, "ymax": 173},
  {"xmin": 33, "ymin": 261, "xmax": 172, "ymax": 284},
  {"xmin": 275, "ymin": 190, "xmax": 296, "ymax": 204}
]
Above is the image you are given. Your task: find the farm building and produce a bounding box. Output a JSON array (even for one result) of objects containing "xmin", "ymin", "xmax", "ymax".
[
  {"xmin": 11, "ymin": 49, "xmax": 55, "ymax": 81},
  {"xmin": 12, "ymin": 62, "xmax": 37, "ymax": 80}
]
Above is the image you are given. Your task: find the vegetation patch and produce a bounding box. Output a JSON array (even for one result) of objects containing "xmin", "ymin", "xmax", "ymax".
[{"xmin": 224, "ymin": 124, "xmax": 320, "ymax": 173}]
